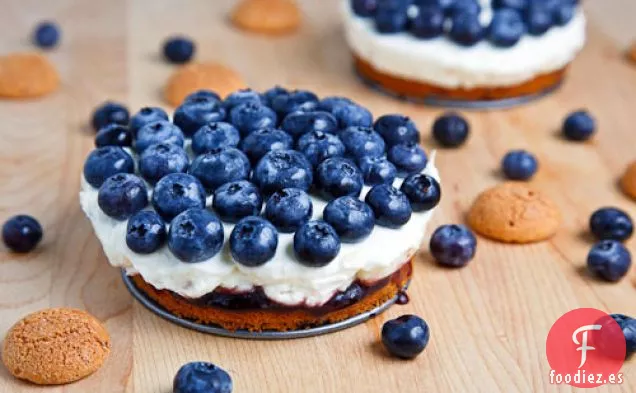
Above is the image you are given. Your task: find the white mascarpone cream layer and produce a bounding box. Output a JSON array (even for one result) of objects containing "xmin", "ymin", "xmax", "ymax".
[
  {"xmin": 342, "ymin": 0, "xmax": 587, "ymax": 89},
  {"xmin": 80, "ymin": 155, "xmax": 440, "ymax": 307}
]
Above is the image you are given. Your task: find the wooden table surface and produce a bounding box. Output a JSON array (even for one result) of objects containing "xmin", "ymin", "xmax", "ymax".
[{"xmin": 0, "ymin": 1, "xmax": 635, "ymax": 392}]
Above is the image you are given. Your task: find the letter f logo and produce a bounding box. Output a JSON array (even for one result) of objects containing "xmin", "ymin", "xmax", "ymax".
[{"xmin": 572, "ymin": 324, "xmax": 602, "ymax": 368}]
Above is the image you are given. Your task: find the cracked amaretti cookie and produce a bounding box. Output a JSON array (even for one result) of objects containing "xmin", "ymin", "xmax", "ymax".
[{"xmin": 80, "ymin": 87, "xmax": 441, "ymax": 332}]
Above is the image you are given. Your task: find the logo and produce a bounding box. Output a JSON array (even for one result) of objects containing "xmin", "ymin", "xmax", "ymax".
[{"xmin": 546, "ymin": 308, "xmax": 626, "ymax": 388}]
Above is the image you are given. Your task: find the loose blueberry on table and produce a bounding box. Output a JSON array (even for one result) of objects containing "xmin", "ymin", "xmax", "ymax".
[
  {"xmin": 562, "ymin": 109, "xmax": 596, "ymax": 141},
  {"xmin": 91, "ymin": 101, "xmax": 130, "ymax": 132},
  {"xmin": 32, "ymin": 21, "xmax": 60, "ymax": 49},
  {"xmin": 501, "ymin": 150, "xmax": 538, "ymax": 180},
  {"xmin": 586, "ymin": 240, "xmax": 632, "ymax": 282},
  {"xmin": 432, "ymin": 112, "xmax": 470, "ymax": 148},
  {"xmin": 2, "ymin": 215, "xmax": 43, "ymax": 253},
  {"xmin": 589, "ymin": 207, "xmax": 633, "ymax": 242},
  {"xmin": 382, "ymin": 315, "xmax": 430, "ymax": 359},
  {"xmin": 429, "ymin": 224, "xmax": 477, "ymax": 267},
  {"xmin": 173, "ymin": 361, "xmax": 232, "ymax": 393},
  {"xmin": 163, "ymin": 36, "xmax": 195, "ymax": 64}
]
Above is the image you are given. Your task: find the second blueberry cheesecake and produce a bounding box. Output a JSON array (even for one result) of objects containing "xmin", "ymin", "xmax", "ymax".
[{"xmin": 80, "ymin": 88, "xmax": 442, "ymax": 332}]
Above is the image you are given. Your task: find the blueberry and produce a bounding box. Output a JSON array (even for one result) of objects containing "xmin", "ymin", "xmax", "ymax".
[
  {"xmin": 213, "ymin": 180, "xmax": 263, "ymax": 223},
  {"xmin": 173, "ymin": 362, "xmax": 232, "ymax": 393},
  {"xmin": 163, "ymin": 36, "xmax": 195, "ymax": 64},
  {"xmin": 358, "ymin": 156, "xmax": 397, "ymax": 185},
  {"xmin": 183, "ymin": 90, "xmax": 222, "ymax": 105},
  {"xmin": 352, "ymin": 0, "xmax": 379, "ymax": 16},
  {"xmin": 331, "ymin": 103, "xmax": 374, "ymax": 129},
  {"xmin": 293, "ymin": 220, "xmax": 341, "ymax": 267},
  {"xmin": 432, "ymin": 112, "xmax": 470, "ymax": 147},
  {"xmin": 410, "ymin": 6, "xmax": 445, "ymax": 39},
  {"xmin": 264, "ymin": 188, "xmax": 313, "ymax": 233},
  {"xmin": 139, "ymin": 143, "xmax": 189, "ymax": 185},
  {"xmin": 134, "ymin": 121, "xmax": 185, "ymax": 153},
  {"xmin": 317, "ymin": 96, "xmax": 355, "ymax": 113},
  {"xmin": 297, "ymin": 131, "xmax": 346, "ymax": 167},
  {"xmin": 373, "ymin": 114, "xmax": 420, "ymax": 147},
  {"xmin": 281, "ymin": 111, "xmax": 338, "ymax": 140},
  {"xmin": 562, "ymin": 110, "xmax": 596, "ymax": 141},
  {"xmin": 415, "ymin": 0, "xmax": 454, "ymax": 9},
  {"xmin": 446, "ymin": 0, "xmax": 481, "ymax": 16},
  {"xmin": 339, "ymin": 126, "xmax": 386, "ymax": 159},
  {"xmin": 401, "ymin": 173, "xmax": 441, "ymax": 211},
  {"xmin": 239, "ymin": 128, "xmax": 294, "ymax": 164},
  {"xmin": 189, "ymin": 148, "xmax": 251, "ymax": 192},
  {"xmin": 173, "ymin": 99, "xmax": 226, "ymax": 137},
  {"xmin": 501, "ymin": 150, "xmax": 538, "ymax": 180},
  {"xmin": 253, "ymin": 150, "xmax": 313, "ymax": 195},
  {"xmin": 374, "ymin": 5, "xmax": 409, "ymax": 33},
  {"xmin": 315, "ymin": 157, "xmax": 364, "ymax": 199},
  {"xmin": 229, "ymin": 102, "xmax": 277, "ymax": 136},
  {"xmin": 388, "ymin": 143, "xmax": 427, "ymax": 177},
  {"xmin": 610, "ymin": 315, "xmax": 636, "ymax": 356},
  {"xmin": 126, "ymin": 211, "xmax": 166, "ymax": 254},
  {"xmin": 553, "ymin": 4, "xmax": 575, "ymax": 26},
  {"xmin": 152, "ymin": 173, "xmax": 206, "ymax": 220},
  {"xmin": 83, "ymin": 146, "xmax": 134, "ymax": 188},
  {"xmin": 270, "ymin": 90, "xmax": 319, "ymax": 117},
  {"xmin": 448, "ymin": 12, "xmax": 485, "ymax": 46},
  {"xmin": 381, "ymin": 315, "xmax": 430, "ymax": 359},
  {"xmin": 429, "ymin": 224, "xmax": 477, "ymax": 267},
  {"xmin": 323, "ymin": 196, "xmax": 375, "ymax": 242},
  {"xmin": 97, "ymin": 174, "xmax": 148, "ymax": 220},
  {"xmin": 95, "ymin": 124, "xmax": 132, "ymax": 147},
  {"xmin": 223, "ymin": 88, "xmax": 263, "ymax": 111},
  {"xmin": 130, "ymin": 107, "xmax": 169, "ymax": 138},
  {"xmin": 589, "ymin": 207, "xmax": 633, "ymax": 242},
  {"xmin": 489, "ymin": 9, "xmax": 526, "ymax": 47},
  {"xmin": 91, "ymin": 101, "xmax": 130, "ymax": 132},
  {"xmin": 2, "ymin": 215, "xmax": 43, "ymax": 253},
  {"xmin": 492, "ymin": 0, "xmax": 528, "ymax": 11},
  {"xmin": 32, "ymin": 21, "xmax": 60, "ymax": 49},
  {"xmin": 168, "ymin": 208, "xmax": 224, "ymax": 263},
  {"xmin": 524, "ymin": 3, "xmax": 553, "ymax": 36},
  {"xmin": 262, "ymin": 85, "xmax": 289, "ymax": 107},
  {"xmin": 230, "ymin": 216, "xmax": 278, "ymax": 267},
  {"xmin": 191, "ymin": 122, "xmax": 241, "ymax": 155},
  {"xmin": 365, "ymin": 184, "xmax": 412, "ymax": 228},
  {"xmin": 587, "ymin": 240, "xmax": 632, "ymax": 282}
]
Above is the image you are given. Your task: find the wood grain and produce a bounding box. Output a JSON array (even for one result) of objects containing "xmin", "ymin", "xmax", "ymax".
[{"xmin": 0, "ymin": 1, "xmax": 635, "ymax": 392}]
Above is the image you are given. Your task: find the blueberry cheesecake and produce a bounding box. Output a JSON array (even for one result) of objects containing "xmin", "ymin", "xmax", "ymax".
[
  {"xmin": 80, "ymin": 88, "xmax": 442, "ymax": 332},
  {"xmin": 344, "ymin": 0, "xmax": 586, "ymax": 103}
]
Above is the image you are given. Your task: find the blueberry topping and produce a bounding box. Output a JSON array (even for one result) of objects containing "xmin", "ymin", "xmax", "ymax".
[
  {"xmin": 297, "ymin": 131, "xmax": 346, "ymax": 167},
  {"xmin": 239, "ymin": 128, "xmax": 294, "ymax": 164},
  {"xmin": 134, "ymin": 120, "xmax": 185, "ymax": 153},
  {"xmin": 373, "ymin": 114, "xmax": 420, "ymax": 147},
  {"xmin": 381, "ymin": 315, "xmax": 430, "ymax": 359},
  {"xmin": 553, "ymin": 3, "xmax": 575, "ymax": 26},
  {"xmin": 97, "ymin": 174, "xmax": 148, "ymax": 220},
  {"xmin": 293, "ymin": 220, "xmax": 341, "ymax": 267},
  {"xmin": 91, "ymin": 101, "xmax": 129, "ymax": 132},
  {"xmin": 429, "ymin": 224, "xmax": 477, "ymax": 267},
  {"xmin": 524, "ymin": 3, "xmax": 553, "ymax": 36},
  {"xmin": 339, "ymin": 126, "xmax": 386, "ymax": 159},
  {"xmin": 252, "ymin": 150, "xmax": 313, "ymax": 195},
  {"xmin": 264, "ymin": 188, "xmax": 313, "ymax": 233},
  {"xmin": 95, "ymin": 124, "xmax": 132, "ymax": 147},
  {"xmin": 270, "ymin": 90, "xmax": 319, "ymax": 117},
  {"xmin": 151, "ymin": 173, "xmax": 206, "ymax": 220},
  {"xmin": 189, "ymin": 148, "xmax": 251, "ymax": 192},
  {"xmin": 323, "ymin": 196, "xmax": 375, "ymax": 242},
  {"xmin": 365, "ymin": 184, "xmax": 412, "ymax": 228},
  {"xmin": 587, "ymin": 240, "xmax": 632, "ymax": 282},
  {"xmin": 449, "ymin": 11, "xmax": 485, "ymax": 46},
  {"xmin": 230, "ymin": 216, "xmax": 278, "ymax": 267},
  {"xmin": 129, "ymin": 107, "xmax": 169, "ymax": 138},
  {"xmin": 262, "ymin": 85, "xmax": 289, "ymax": 107},
  {"xmin": 83, "ymin": 146, "xmax": 134, "ymax": 188},
  {"xmin": 351, "ymin": 0, "xmax": 379, "ymax": 17},
  {"xmin": 489, "ymin": 9, "xmax": 526, "ymax": 47},
  {"xmin": 400, "ymin": 173, "xmax": 441, "ymax": 211},
  {"xmin": 374, "ymin": 3, "xmax": 409, "ymax": 33},
  {"xmin": 281, "ymin": 111, "xmax": 338, "ymax": 140},
  {"xmin": 163, "ymin": 36, "xmax": 195, "ymax": 64},
  {"xmin": 589, "ymin": 207, "xmax": 633, "ymax": 242},
  {"xmin": 432, "ymin": 112, "xmax": 470, "ymax": 147},
  {"xmin": 32, "ymin": 21, "xmax": 60, "ymax": 49},
  {"xmin": 387, "ymin": 142, "xmax": 427, "ymax": 177},
  {"xmin": 501, "ymin": 149, "xmax": 538, "ymax": 180},
  {"xmin": 358, "ymin": 156, "xmax": 397, "ymax": 185},
  {"xmin": 562, "ymin": 110, "xmax": 596, "ymax": 141},
  {"xmin": 168, "ymin": 208, "xmax": 224, "ymax": 263},
  {"xmin": 213, "ymin": 180, "xmax": 263, "ymax": 223},
  {"xmin": 315, "ymin": 157, "xmax": 364, "ymax": 199},
  {"xmin": 492, "ymin": 0, "xmax": 528, "ymax": 11},
  {"xmin": 410, "ymin": 6, "xmax": 445, "ymax": 39},
  {"xmin": 331, "ymin": 103, "xmax": 373, "ymax": 129},
  {"xmin": 317, "ymin": 96, "xmax": 355, "ymax": 113},
  {"xmin": 191, "ymin": 122, "xmax": 241, "ymax": 155},
  {"xmin": 229, "ymin": 102, "xmax": 277, "ymax": 136},
  {"xmin": 173, "ymin": 99, "xmax": 226, "ymax": 137},
  {"xmin": 446, "ymin": 0, "xmax": 481, "ymax": 17},
  {"xmin": 126, "ymin": 211, "xmax": 166, "ymax": 254},
  {"xmin": 2, "ymin": 215, "xmax": 43, "ymax": 253},
  {"xmin": 173, "ymin": 362, "xmax": 232, "ymax": 393},
  {"xmin": 223, "ymin": 88, "xmax": 263, "ymax": 111},
  {"xmin": 182, "ymin": 90, "xmax": 222, "ymax": 105},
  {"xmin": 139, "ymin": 143, "xmax": 189, "ymax": 185}
]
